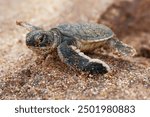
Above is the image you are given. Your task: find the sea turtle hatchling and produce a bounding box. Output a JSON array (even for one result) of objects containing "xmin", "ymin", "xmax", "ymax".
[{"xmin": 16, "ymin": 21, "xmax": 136, "ymax": 74}]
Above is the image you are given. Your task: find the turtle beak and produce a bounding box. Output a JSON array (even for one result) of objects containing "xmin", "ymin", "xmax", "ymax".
[{"xmin": 16, "ymin": 20, "xmax": 41, "ymax": 31}]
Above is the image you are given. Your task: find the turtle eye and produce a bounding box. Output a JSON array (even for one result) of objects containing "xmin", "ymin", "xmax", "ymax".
[
  {"xmin": 39, "ymin": 37, "xmax": 44, "ymax": 43},
  {"xmin": 37, "ymin": 34, "xmax": 44, "ymax": 43},
  {"xmin": 34, "ymin": 34, "xmax": 45, "ymax": 46}
]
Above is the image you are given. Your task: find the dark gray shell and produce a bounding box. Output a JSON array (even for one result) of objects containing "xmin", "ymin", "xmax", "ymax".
[{"xmin": 57, "ymin": 23, "xmax": 114, "ymax": 41}]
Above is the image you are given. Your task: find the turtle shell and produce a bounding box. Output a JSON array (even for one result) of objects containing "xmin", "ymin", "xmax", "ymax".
[{"xmin": 57, "ymin": 23, "xmax": 114, "ymax": 42}]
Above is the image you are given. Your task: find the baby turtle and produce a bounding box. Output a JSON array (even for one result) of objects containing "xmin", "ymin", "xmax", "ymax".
[{"xmin": 16, "ymin": 21, "xmax": 136, "ymax": 74}]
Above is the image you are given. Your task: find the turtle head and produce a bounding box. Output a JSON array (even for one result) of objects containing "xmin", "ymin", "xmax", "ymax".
[{"xmin": 16, "ymin": 21, "xmax": 55, "ymax": 55}]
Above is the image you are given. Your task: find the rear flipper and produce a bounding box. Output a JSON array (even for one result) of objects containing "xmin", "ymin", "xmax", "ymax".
[
  {"xmin": 57, "ymin": 42, "xmax": 110, "ymax": 74},
  {"xmin": 107, "ymin": 38, "xmax": 136, "ymax": 56}
]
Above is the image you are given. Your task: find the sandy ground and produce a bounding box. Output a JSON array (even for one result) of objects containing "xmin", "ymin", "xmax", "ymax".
[{"xmin": 0, "ymin": 0, "xmax": 150, "ymax": 99}]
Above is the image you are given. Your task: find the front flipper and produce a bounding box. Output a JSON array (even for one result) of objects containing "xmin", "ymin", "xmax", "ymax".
[
  {"xmin": 107, "ymin": 38, "xmax": 136, "ymax": 56},
  {"xmin": 57, "ymin": 42, "xmax": 110, "ymax": 74}
]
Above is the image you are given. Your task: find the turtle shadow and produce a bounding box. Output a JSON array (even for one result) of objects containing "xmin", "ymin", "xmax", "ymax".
[
  {"xmin": 22, "ymin": 51, "xmax": 137, "ymax": 78},
  {"xmin": 89, "ymin": 53, "xmax": 136, "ymax": 72},
  {"xmin": 41, "ymin": 51, "xmax": 137, "ymax": 77}
]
